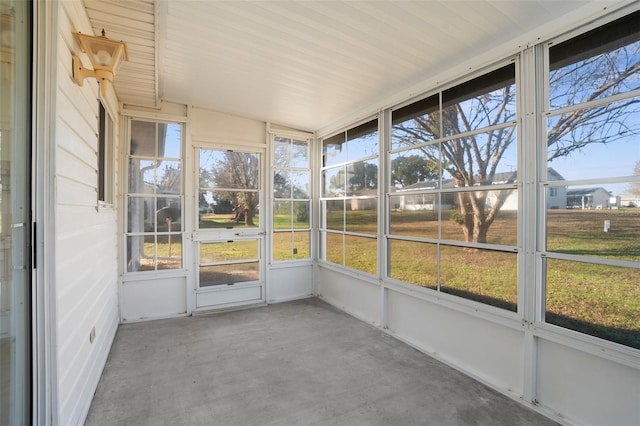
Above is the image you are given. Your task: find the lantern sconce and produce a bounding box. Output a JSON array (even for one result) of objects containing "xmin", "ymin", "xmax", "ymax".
[{"xmin": 73, "ymin": 29, "xmax": 128, "ymax": 97}]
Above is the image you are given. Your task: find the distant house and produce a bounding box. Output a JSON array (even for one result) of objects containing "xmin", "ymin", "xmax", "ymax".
[
  {"xmin": 347, "ymin": 188, "xmax": 378, "ymax": 210},
  {"xmin": 620, "ymin": 193, "xmax": 640, "ymax": 208},
  {"xmin": 394, "ymin": 168, "xmax": 566, "ymax": 211},
  {"xmin": 566, "ymin": 187, "xmax": 617, "ymax": 209}
]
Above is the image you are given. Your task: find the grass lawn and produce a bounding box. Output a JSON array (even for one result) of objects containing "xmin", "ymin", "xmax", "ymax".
[{"xmin": 199, "ymin": 212, "xmax": 261, "ymax": 228}]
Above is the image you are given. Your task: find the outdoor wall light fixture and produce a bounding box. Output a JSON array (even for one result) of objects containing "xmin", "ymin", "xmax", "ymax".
[{"xmin": 73, "ymin": 29, "xmax": 128, "ymax": 97}]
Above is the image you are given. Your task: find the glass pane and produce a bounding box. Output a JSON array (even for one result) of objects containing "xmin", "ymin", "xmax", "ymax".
[
  {"xmin": 156, "ymin": 197, "xmax": 182, "ymax": 232},
  {"xmin": 130, "ymin": 120, "xmax": 156, "ymax": 156},
  {"xmin": 127, "ymin": 235, "xmax": 156, "ymax": 272},
  {"xmin": 198, "ymin": 191, "xmax": 259, "ymax": 229},
  {"xmin": 388, "ymin": 240, "xmax": 437, "ymax": 289},
  {"xmin": 291, "ymin": 171, "xmax": 310, "ymax": 199},
  {"xmin": 198, "ymin": 190, "xmax": 214, "ymax": 215},
  {"xmin": 127, "ymin": 197, "xmax": 155, "ymax": 233},
  {"xmin": 440, "ymin": 245, "xmax": 517, "ymax": 311},
  {"xmin": 274, "ymin": 137, "xmax": 290, "ymax": 167},
  {"xmin": 347, "ymin": 159, "xmax": 378, "ymax": 196},
  {"xmin": 200, "ymin": 149, "xmax": 259, "ymax": 190},
  {"xmin": 440, "ymin": 190, "xmax": 518, "ymax": 246},
  {"xmin": 442, "ymin": 64, "xmax": 516, "ymax": 135},
  {"xmin": 272, "ymin": 231, "xmax": 310, "ymax": 261},
  {"xmin": 157, "ymin": 235, "xmax": 182, "ymax": 270},
  {"xmin": 550, "ymin": 34, "xmax": 640, "ymax": 110},
  {"xmin": 391, "ymin": 95, "xmax": 441, "ymax": 150},
  {"xmin": 545, "ymin": 259, "xmax": 640, "ymax": 350},
  {"xmin": 441, "ymin": 128, "xmax": 518, "ymax": 185},
  {"xmin": 324, "ymin": 232, "xmax": 343, "ymax": 265},
  {"xmin": 291, "ymin": 139, "xmax": 309, "ymax": 168},
  {"xmin": 390, "ymin": 148, "xmax": 439, "ymax": 190},
  {"xmin": 323, "ymin": 166, "xmax": 345, "ymax": 197},
  {"xmin": 272, "ymin": 231, "xmax": 294, "ymax": 261},
  {"xmin": 344, "ymin": 235, "xmax": 377, "ymax": 275},
  {"xmin": 200, "ymin": 240, "xmax": 259, "ymax": 264},
  {"xmin": 547, "ymin": 99, "xmax": 640, "ymax": 182},
  {"xmin": 323, "ymin": 200, "xmax": 344, "ymax": 231},
  {"xmin": 546, "ymin": 199, "xmax": 640, "ymax": 262},
  {"xmin": 292, "ymin": 201, "xmax": 310, "ymax": 229},
  {"xmin": 199, "ymin": 190, "xmax": 231, "ymax": 226},
  {"xmin": 347, "ymin": 125, "xmax": 378, "ymax": 161},
  {"xmin": 199, "ymin": 148, "xmax": 223, "ymax": 185},
  {"xmin": 273, "ymin": 200, "xmax": 293, "ymax": 230},
  {"xmin": 389, "ymin": 195, "xmax": 438, "ymax": 239},
  {"xmin": 128, "ymin": 159, "xmax": 155, "ymax": 193},
  {"xmin": 273, "ymin": 170, "xmax": 290, "ymax": 198},
  {"xmin": 0, "ymin": 1, "xmax": 30, "ymax": 421},
  {"xmin": 159, "ymin": 123, "xmax": 182, "ymax": 158},
  {"xmin": 345, "ymin": 199, "xmax": 377, "ymax": 234},
  {"xmin": 323, "ymin": 133, "xmax": 347, "ymax": 167},
  {"xmin": 274, "ymin": 170, "xmax": 309, "ymax": 199},
  {"xmin": 273, "ymin": 200, "xmax": 311, "ymax": 230},
  {"xmin": 199, "ymin": 263, "xmax": 260, "ymax": 287},
  {"xmin": 157, "ymin": 160, "xmax": 181, "ymax": 194},
  {"xmin": 292, "ymin": 231, "xmax": 310, "ymax": 259}
]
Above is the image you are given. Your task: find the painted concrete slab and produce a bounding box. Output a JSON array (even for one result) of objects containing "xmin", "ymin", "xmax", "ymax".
[{"xmin": 86, "ymin": 298, "xmax": 556, "ymax": 425}]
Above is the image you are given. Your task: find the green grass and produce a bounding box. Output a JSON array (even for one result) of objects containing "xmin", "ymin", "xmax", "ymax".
[
  {"xmin": 273, "ymin": 213, "xmax": 309, "ymax": 229},
  {"xmin": 199, "ymin": 212, "xmax": 260, "ymax": 228},
  {"xmin": 547, "ymin": 210, "xmax": 640, "ymax": 262}
]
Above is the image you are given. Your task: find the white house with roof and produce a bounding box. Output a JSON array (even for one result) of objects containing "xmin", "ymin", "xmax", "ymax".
[
  {"xmin": 395, "ymin": 168, "xmax": 567, "ymax": 211},
  {"xmin": 566, "ymin": 187, "xmax": 618, "ymax": 209}
]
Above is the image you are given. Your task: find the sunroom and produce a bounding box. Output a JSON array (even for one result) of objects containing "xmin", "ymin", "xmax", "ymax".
[{"xmin": 3, "ymin": 0, "xmax": 640, "ymax": 424}]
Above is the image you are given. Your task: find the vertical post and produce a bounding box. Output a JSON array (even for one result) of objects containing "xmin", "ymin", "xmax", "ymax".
[{"xmin": 166, "ymin": 218, "xmax": 172, "ymax": 256}]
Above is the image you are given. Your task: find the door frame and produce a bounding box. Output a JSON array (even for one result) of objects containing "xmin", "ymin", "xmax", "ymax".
[{"xmin": 190, "ymin": 142, "xmax": 267, "ymax": 312}]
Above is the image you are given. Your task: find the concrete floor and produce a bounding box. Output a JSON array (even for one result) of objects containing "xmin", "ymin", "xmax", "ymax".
[{"xmin": 86, "ymin": 298, "xmax": 556, "ymax": 426}]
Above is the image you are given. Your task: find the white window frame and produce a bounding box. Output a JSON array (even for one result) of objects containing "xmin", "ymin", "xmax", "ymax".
[
  {"xmin": 271, "ymin": 133, "xmax": 313, "ymax": 263},
  {"xmin": 98, "ymin": 99, "xmax": 116, "ymax": 208}
]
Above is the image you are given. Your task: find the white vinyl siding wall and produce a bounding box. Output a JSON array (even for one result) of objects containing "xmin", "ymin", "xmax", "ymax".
[{"xmin": 53, "ymin": 3, "xmax": 120, "ymax": 424}]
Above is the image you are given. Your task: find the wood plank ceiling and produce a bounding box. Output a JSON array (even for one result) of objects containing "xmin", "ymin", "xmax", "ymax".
[{"xmin": 83, "ymin": 0, "xmax": 601, "ymax": 131}]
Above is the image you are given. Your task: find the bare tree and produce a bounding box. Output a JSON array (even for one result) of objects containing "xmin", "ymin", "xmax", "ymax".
[
  {"xmin": 394, "ymin": 75, "xmax": 518, "ymax": 243},
  {"xmin": 393, "ymin": 40, "xmax": 640, "ymax": 243},
  {"xmin": 211, "ymin": 151, "xmax": 259, "ymax": 226}
]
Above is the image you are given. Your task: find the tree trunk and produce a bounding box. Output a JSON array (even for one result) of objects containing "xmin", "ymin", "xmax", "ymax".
[
  {"xmin": 243, "ymin": 193, "xmax": 255, "ymax": 226},
  {"xmin": 474, "ymin": 221, "xmax": 490, "ymax": 244},
  {"xmin": 457, "ymin": 187, "xmax": 490, "ymax": 244},
  {"xmin": 245, "ymin": 205, "xmax": 254, "ymax": 226},
  {"xmin": 457, "ymin": 191, "xmax": 474, "ymax": 242}
]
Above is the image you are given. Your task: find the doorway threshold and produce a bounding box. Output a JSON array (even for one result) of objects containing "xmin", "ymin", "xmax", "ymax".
[{"xmin": 192, "ymin": 301, "xmax": 268, "ymax": 317}]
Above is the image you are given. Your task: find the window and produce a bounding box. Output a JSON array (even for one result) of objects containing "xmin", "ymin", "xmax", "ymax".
[
  {"xmin": 98, "ymin": 101, "xmax": 114, "ymax": 205},
  {"xmin": 125, "ymin": 120, "xmax": 183, "ymax": 272},
  {"xmin": 389, "ymin": 63, "xmax": 519, "ymax": 311},
  {"xmin": 542, "ymin": 11, "xmax": 640, "ymax": 349},
  {"xmin": 198, "ymin": 149, "xmax": 260, "ymax": 229},
  {"xmin": 321, "ymin": 119, "xmax": 378, "ymax": 275},
  {"xmin": 272, "ymin": 136, "xmax": 311, "ymax": 261}
]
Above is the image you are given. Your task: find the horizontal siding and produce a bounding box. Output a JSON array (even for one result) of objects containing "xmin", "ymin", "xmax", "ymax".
[{"xmin": 54, "ymin": 2, "xmax": 120, "ymax": 425}]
